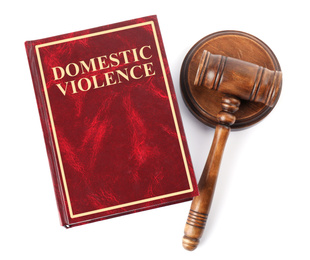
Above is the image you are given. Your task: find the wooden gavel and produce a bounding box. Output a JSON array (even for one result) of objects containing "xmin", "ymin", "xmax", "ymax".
[{"xmin": 182, "ymin": 50, "xmax": 282, "ymax": 250}]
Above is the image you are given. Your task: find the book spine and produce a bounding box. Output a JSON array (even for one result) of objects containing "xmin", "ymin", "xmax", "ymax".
[{"xmin": 25, "ymin": 41, "xmax": 69, "ymax": 226}]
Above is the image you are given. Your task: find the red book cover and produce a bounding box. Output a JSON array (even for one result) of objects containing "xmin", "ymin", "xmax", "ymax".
[{"xmin": 25, "ymin": 15, "xmax": 198, "ymax": 228}]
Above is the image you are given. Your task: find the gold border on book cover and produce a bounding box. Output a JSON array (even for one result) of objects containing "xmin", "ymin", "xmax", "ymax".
[{"xmin": 35, "ymin": 21, "xmax": 194, "ymax": 219}]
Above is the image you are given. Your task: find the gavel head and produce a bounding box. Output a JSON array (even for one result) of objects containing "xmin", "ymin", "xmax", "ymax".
[{"xmin": 194, "ymin": 50, "xmax": 282, "ymax": 107}]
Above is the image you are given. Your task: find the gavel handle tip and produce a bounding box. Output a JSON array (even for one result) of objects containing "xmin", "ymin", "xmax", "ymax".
[{"xmin": 182, "ymin": 235, "xmax": 199, "ymax": 251}]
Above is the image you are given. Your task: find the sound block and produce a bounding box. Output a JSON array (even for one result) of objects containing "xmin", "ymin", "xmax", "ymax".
[{"xmin": 180, "ymin": 30, "xmax": 282, "ymax": 129}]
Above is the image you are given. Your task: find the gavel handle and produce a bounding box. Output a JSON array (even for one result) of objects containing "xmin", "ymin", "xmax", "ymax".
[
  {"xmin": 182, "ymin": 125, "xmax": 230, "ymax": 250},
  {"xmin": 183, "ymin": 95, "xmax": 240, "ymax": 251}
]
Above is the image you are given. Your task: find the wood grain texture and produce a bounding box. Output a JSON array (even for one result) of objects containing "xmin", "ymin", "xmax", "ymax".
[
  {"xmin": 180, "ymin": 31, "xmax": 282, "ymax": 250},
  {"xmin": 183, "ymin": 96, "xmax": 239, "ymax": 251},
  {"xmin": 195, "ymin": 51, "xmax": 282, "ymax": 107},
  {"xmin": 180, "ymin": 31, "xmax": 282, "ymax": 129}
]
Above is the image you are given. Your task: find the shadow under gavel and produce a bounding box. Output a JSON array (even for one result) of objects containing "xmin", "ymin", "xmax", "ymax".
[{"xmin": 182, "ymin": 50, "xmax": 282, "ymax": 251}]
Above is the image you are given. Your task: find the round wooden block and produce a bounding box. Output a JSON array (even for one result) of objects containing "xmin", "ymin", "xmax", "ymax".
[{"xmin": 180, "ymin": 31, "xmax": 282, "ymax": 129}]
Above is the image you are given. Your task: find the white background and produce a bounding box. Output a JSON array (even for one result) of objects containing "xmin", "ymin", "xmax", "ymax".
[{"xmin": 1, "ymin": 1, "xmax": 309, "ymax": 259}]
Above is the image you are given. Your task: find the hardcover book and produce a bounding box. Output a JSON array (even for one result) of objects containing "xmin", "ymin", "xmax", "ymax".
[{"xmin": 25, "ymin": 15, "xmax": 198, "ymax": 228}]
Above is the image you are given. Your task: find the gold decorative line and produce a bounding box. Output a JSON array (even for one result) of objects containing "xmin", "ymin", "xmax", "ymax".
[
  {"xmin": 36, "ymin": 20, "xmax": 193, "ymax": 219},
  {"xmin": 150, "ymin": 21, "xmax": 193, "ymax": 192},
  {"xmin": 35, "ymin": 46, "xmax": 74, "ymax": 218},
  {"xmin": 73, "ymin": 188, "xmax": 192, "ymax": 218},
  {"xmin": 36, "ymin": 22, "xmax": 155, "ymax": 48}
]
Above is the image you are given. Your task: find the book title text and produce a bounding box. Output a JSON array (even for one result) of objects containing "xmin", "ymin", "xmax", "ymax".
[{"xmin": 51, "ymin": 45, "xmax": 156, "ymax": 95}]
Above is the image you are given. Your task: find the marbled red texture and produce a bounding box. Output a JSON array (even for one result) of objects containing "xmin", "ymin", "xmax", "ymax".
[{"xmin": 26, "ymin": 15, "xmax": 198, "ymax": 227}]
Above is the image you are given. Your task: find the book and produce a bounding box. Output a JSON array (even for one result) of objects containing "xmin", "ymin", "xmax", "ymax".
[{"xmin": 25, "ymin": 15, "xmax": 198, "ymax": 228}]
